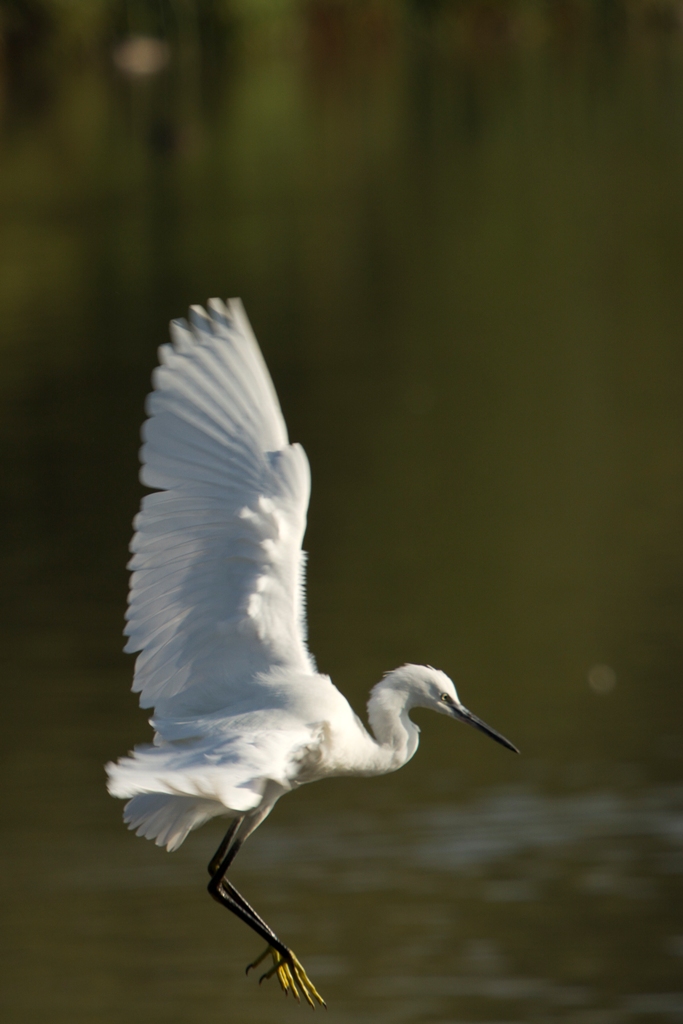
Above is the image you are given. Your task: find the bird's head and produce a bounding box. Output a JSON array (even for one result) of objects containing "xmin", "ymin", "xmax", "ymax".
[{"xmin": 382, "ymin": 664, "xmax": 519, "ymax": 753}]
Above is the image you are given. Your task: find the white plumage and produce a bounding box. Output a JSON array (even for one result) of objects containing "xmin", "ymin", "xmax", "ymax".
[
  {"xmin": 106, "ymin": 299, "xmax": 517, "ymax": 1003},
  {"xmin": 108, "ymin": 299, "xmax": 330, "ymax": 846}
]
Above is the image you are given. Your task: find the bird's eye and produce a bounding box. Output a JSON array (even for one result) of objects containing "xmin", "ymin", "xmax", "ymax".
[{"xmin": 441, "ymin": 693, "xmax": 452, "ymax": 703}]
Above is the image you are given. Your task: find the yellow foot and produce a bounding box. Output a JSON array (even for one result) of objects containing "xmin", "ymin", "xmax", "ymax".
[{"xmin": 246, "ymin": 945, "xmax": 326, "ymax": 1009}]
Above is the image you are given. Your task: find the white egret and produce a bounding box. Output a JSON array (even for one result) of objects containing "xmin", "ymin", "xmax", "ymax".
[{"xmin": 107, "ymin": 299, "xmax": 518, "ymax": 1007}]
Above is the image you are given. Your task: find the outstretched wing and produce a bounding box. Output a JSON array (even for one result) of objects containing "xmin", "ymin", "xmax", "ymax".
[{"xmin": 124, "ymin": 298, "xmax": 315, "ymax": 719}]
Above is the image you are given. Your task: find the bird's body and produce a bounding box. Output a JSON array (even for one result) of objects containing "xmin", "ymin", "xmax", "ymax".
[{"xmin": 107, "ymin": 299, "xmax": 517, "ymax": 1005}]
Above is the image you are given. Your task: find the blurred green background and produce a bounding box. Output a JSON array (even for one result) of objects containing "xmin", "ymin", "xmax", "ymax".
[{"xmin": 2, "ymin": 1, "xmax": 683, "ymax": 1022}]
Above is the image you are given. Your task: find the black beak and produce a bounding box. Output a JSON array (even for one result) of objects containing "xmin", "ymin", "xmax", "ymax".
[{"xmin": 452, "ymin": 704, "xmax": 520, "ymax": 753}]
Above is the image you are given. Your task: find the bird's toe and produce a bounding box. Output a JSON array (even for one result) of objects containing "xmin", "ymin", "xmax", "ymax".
[
  {"xmin": 248, "ymin": 945, "xmax": 326, "ymax": 1008},
  {"xmin": 288, "ymin": 952, "xmax": 326, "ymax": 1009}
]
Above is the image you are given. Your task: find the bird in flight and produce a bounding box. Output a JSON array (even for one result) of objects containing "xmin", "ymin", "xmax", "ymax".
[{"xmin": 107, "ymin": 299, "xmax": 519, "ymax": 1007}]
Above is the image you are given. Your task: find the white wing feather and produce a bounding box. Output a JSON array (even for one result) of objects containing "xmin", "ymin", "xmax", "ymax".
[
  {"xmin": 122, "ymin": 298, "xmax": 315, "ymax": 720},
  {"xmin": 107, "ymin": 299, "xmax": 358, "ymax": 850}
]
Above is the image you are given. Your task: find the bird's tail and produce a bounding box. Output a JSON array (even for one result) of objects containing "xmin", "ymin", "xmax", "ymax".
[{"xmin": 118, "ymin": 792, "xmax": 226, "ymax": 852}]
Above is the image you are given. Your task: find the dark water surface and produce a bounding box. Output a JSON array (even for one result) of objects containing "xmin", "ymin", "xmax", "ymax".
[{"xmin": 2, "ymin": 4, "xmax": 683, "ymax": 1023}]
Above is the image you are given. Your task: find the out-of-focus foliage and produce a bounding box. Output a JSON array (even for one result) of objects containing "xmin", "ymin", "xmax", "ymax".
[{"xmin": 5, "ymin": 0, "xmax": 683, "ymax": 50}]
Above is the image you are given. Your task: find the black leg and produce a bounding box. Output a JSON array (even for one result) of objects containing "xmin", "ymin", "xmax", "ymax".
[
  {"xmin": 208, "ymin": 877, "xmax": 289, "ymax": 956},
  {"xmin": 208, "ymin": 818, "xmax": 243, "ymax": 877},
  {"xmin": 208, "ymin": 821, "xmax": 282, "ymax": 940},
  {"xmin": 206, "ymin": 816, "xmax": 326, "ymax": 1006},
  {"xmin": 207, "ymin": 831, "xmax": 289, "ymax": 955}
]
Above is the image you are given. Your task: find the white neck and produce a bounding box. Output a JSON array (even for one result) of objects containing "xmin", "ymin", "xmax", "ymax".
[{"xmin": 360, "ymin": 675, "xmax": 422, "ymax": 775}]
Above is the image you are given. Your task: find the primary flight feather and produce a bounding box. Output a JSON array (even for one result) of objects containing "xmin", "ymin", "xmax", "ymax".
[{"xmin": 107, "ymin": 299, "xmax": 518, "ymax": 1006}]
